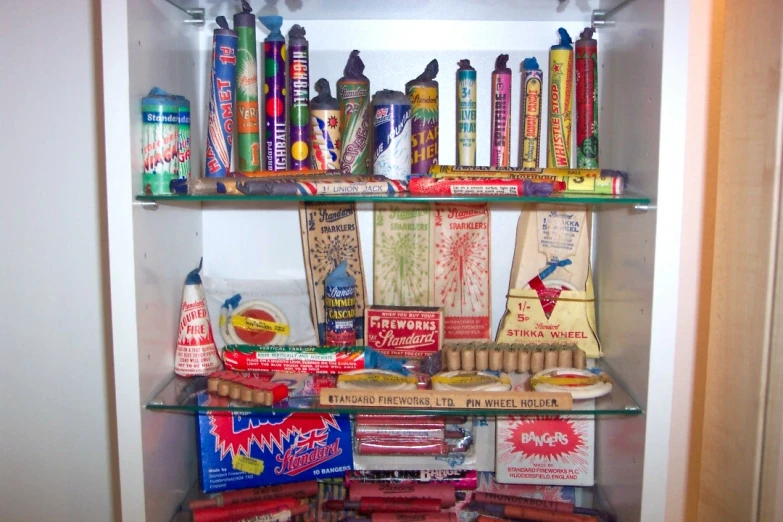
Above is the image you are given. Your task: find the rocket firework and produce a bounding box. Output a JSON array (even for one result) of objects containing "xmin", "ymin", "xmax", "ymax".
[
  {"xmin": 490, "ymin": 54, "xmax": 512, "ymax": 167},
  {"xmin": 142, "ymin": 87, "xmax": 179, "ymax": 194},
  {"xmin": 175, "ymin": 95, "xmax": 191, "ymax": 180},
  {"xmin": 576, "ymin": 28, "xmax": 599, "ymax": 168},
  {"xmin": 520, "ymin": 57, "xmax": 543, "ymax": 168},
  {"xmin": 338, "ymin": 50, "xmax": 371, "ymax": 175},
  {"xmin": 406, "ymin": 59, "xmax": 439, "ymax": 175},
  {"xmin": 309, "ymin": 79, "xmax": 341, "ymax": 170},
  {"xmin": 456, "ymin": 59, "xmax": 477, "ymax": 166},
  {"xmin": 372, "ymin": 89, "xmax": 411, "ymax": 181},
  {"xmin": 234, "ymin": 2, "xmax": 260, "ymax": 171},
  {"xmin": 288, "ymin": 24, "xmax": 310, "ymax": 170},
  {"xmin": 548, "ymin": 28, "xmax": 574, "ymax": 168},
  {"xmin": 260, "ymin": 15, "xmax": 287, "ymax": 171},
  {"xmin": 205, "ymin": 17, "xmax": 237, "ymax": 178}
]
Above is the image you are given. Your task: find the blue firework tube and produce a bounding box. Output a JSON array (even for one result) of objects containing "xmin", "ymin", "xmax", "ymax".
[
  {"xmin": 260, "ymin": 16, "xmax": 287, "ymax": 171},
  {"xmin": 372, "ymin": 89, "xmax": 411, "ymax": 182},
  {"xmin": 288, "ymin": 25, "xmax": 310, "ymax": 170},
  {"xmin": 205, "ymin": 18, "xmax": 237, "ymax": 178}
]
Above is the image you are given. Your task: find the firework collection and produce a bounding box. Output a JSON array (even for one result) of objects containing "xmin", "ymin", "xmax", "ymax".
[{"xmin": 159, "ymin": 8, "xmax": 617, "ymax": 520}]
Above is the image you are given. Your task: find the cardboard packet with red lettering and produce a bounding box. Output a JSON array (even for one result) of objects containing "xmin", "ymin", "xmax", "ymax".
[
  {"xmin": 433, "ymin": 204, "xmax": 491, "ymax": 341},
  {"xmin": 364, "ymin": 305, "xmax": 444, "ymax": 358}
]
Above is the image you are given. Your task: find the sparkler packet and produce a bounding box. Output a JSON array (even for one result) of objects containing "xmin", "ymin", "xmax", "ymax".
[{"xmin": 300, "ymin": 203, "xmax": 367, "ymax": 345}]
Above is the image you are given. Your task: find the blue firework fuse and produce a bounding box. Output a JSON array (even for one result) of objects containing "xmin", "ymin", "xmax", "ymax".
[
  {"xmin": 205, "ymin": 17, "xmax": 237, "ymax": 178},
  {"xmin": 372, "ymin": 89, "xmax": 411, "ymax": 182}
]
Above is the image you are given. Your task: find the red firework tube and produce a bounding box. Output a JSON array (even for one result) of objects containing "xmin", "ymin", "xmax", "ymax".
[
  {"xmin": 353, "ymin": 515, "xmax": 459, "ymax": 522},
  {"xmin": 355, "ymin": 425, "xmax": 464, "ymax": 439},
  {"xmin": 190, "ymin": 481, "xmax": 318, "ymax": 509},
  {"xmin": 575, "ymin": 28, "xmax": 598, "ymax": 169},
  {"xmin": 324, "ymin": 498, "xmax": 442, "ymax": 514},
  {"xmin": 408, "ymin": 176, "xmax": 559, "ymax": 197},
  {"xmin": 349, "ymin": 483, "xmax": 458, "ymax": 508},
  {"xmin": 345, "ymin": 470, "xmax": 478, "ymax": 490},
  {"xmin": 472, "ymin": 493, "xmax": 574, "ymax": 514},
  {"xmin": 358, "ymin": 437, "xmax": 449, "ymax": 456},
  {"xmin": 355, "ymin": 415, "xmax": 452, "ymax": 429},
  {"xmin": 490, "ymin": 54, "xmax": 512, "ymax": 167},
  {"xmin": 192, "ymin": 498, "xmax": 299, "ymax": 522}
]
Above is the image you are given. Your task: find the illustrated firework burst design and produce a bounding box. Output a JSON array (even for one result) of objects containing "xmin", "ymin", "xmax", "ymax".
[
  {"xmin": 435, "ymin": 231, "xmax": 488, "ymax": 313},
  {"xmin": 375, "ymin": 231, "xmax": 430, "ymax": 306},
  {"xmin": 237, "ymin": 54, "xmax": 258, "ymax": 99},
  {"xmin": 327, "ymin": 116, "xmax": 339, "ymax": 129},
  {"xmin": 412, "ymin": 103, "xmax": 438, "ymax": 124},
  {"xmin": 310, "ymin": 234, "xmax": 363, "ymax": 303}
]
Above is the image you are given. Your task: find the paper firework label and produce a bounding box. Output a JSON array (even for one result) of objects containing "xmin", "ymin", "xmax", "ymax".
[
  {"xmin": 175, "ymin": 283, "xmax": 221, "ymax": 377},
  {"xmin": 433, "ymin": 204, "xmax": 491, "ymax": 341},
  {"xmin": 495, "ymin": 400, "xmax": 595, "ymax": 486},
  {"xmin": 373, "ymin": 203, "xmax": 435, "ymax": 307},
  {"xmin": 365, "ymin": 306, "xmax": 443, "ymax": 358},
  {"xmin": 300, "ymin": 203, "xmax": 367, "ymax": 344}
]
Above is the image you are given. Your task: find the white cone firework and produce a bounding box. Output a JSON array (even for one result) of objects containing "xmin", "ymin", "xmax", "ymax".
[{"xmin": 174, "ymin": 261, "xmax": 222, "ymax": 376}]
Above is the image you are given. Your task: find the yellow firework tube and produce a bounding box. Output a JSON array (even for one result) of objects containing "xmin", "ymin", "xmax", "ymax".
[{"xmin": 547, "ymin": 28, "xmax": 573, "ymax": 168}]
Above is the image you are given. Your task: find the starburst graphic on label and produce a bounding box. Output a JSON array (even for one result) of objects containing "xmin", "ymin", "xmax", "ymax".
[
  {"xmin": 237, "ymin": 54, "xmax": 258, "ymax": 99},
  {"xmin": 496, "ymin": 416, "xmax": 591, "ymax": 475},
  {"xmin": 412, "ymin": 105, "xmax": 438, "ymax": 124},
  {"xmin": 435, "ymin": 231, "xmax": 488, "ymax": 313},
  {"xmin": 327, "ymin": 116, "xmax": 338, "ymax": 129},
  {"xmin": 375, "ymin": 231, "xmax": 430, "ymax": 305}
]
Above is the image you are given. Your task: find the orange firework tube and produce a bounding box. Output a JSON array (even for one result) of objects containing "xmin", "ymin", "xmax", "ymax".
[
  {"xmin": 520, "ymin": 57, "xmax": 543, "ymax": 168},
  {"xmin": 490, "ymin": 54, "xmax": 512, "ymax": 167},
  {"xmin": 576, "ymin": 28, "xmax": 598, "ymax": 168},
  {"xmin": 548, "ymin": 28, "xmax": 573, "ymax": 168}
]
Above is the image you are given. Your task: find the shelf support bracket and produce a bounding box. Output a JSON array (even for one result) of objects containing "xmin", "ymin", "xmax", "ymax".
[
  {"xmin": 183, "ymin": 8, "xmax": 205, "ymax": 26},
  {"xmin": 591, "ymin": 0, "xmax": 640, "ymax": 29},
  {"xmin": 633, "ymin": 203, "xmax": 656, "ymax": 212},
  {"xmin": 133, "ymin": 201, "xmax": 159, "ymax": 211}
]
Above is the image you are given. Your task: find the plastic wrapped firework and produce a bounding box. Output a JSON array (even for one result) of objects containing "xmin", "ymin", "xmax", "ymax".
[
  {"xmin": 406, "ymin": 59, "xmax": 439, "ymax": 175},
  {"xmin": 205, "ymin": 17, "xmax": 237, "ymax": 178},
  {"xmin": 548, "ymin": 28, "xmax": 574, "ymax": 168},
  {"xmin": 576, "ymin": 28, "xmax": 599, "ymax": 168},
  {"xmin": 234, "ymin": 1, "xmax": 260, "ymax": 172},
  {"xmin": 310, "ymin": 79, "xmax": 341, "ymax": 170},
  {"xmin": 259, "ymin": 15, "xmax": 287, "ymax": 171},
  {"xmin": 519, "ymin": 58, "xmax": 543, "ymax": 168},
  {"xmin": 142, "ymin": 87, "xmax": 179, "ymax": 194},
  {"xmin": 372, "ymin": 89, "xmax": 411, "ymax": 181},
  {"xmin": 222, "ymin": 345, "xmax": 407, "ymax": 374},
  {"xmin": 490, "ymin": 54, "xmax": 512, "ymax": 167},
  {"xmin": 456, "ymin": 59, "xmax": 477, "ymax": 166},
  {"xmin": 338, "ymin": 50, "xmax": 371, "ymax": 174},
  {"xmin": 237, "ymin": 175, "xmax": 406, "ymax": 196},
  {"xmin": 288, "ymin": 25, "xmax": 310, "ymax": 170},
  {"xmin": 175, "ymin": 95, "xmax": 191, "ymax": 181},
  {"xmin": 408, "ymin": 176, "xmax": 556, "ymax": 197}
]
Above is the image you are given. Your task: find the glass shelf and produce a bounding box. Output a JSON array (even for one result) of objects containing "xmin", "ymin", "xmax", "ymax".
[
  {"xmin": 147, "ymin": 363, "xmax": 642, "ymax": 417},
  {"xmin": 136, "ymin": 191, "xmax": 651, "ymax": 206}
]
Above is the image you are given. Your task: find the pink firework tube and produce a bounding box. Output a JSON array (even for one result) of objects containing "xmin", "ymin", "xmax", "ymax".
[
  {"xmin": 490, "ymin": 54, "xmax": 512, "ymax": 167},
  {"xmin": 358, "ymin": 438, "xmax": 449, "ymax": 456},
  {"xmin": 576, "ymin": 28, "xmax": 599, "ymax": 168},
  {"xmin": 288, "ymin": 25, "xmax": 310, "ymax": 170},
  {"xmin": 348, "ymin": 483, "xmax": 458, "ymax": 508},
  {"xmin": 355, "ymin": 415, "xmax": 457, "ymax": 429},
  {"xmin": 259, "ymin": 16, "xmax": 287, "ymax": 171}
]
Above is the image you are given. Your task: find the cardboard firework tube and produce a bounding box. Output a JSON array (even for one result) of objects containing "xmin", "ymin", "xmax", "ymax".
[
  {"xmin": 234, "ymin": 2, "xmax": 261, "ymax": 172},
  {"xmin": 476, "ymin": 346, "xmax": 489, "ymax": 370},
  {"xmin": 503, "ymin": 347, "xmax": 518, "ymax": 372},
  {"xmin": 548, "ymin": 28, "xmax": 574, "ymax": 168},
  {"xmin": 189, "ymin": 482, "xmax": 319, "ymax": 510},
  {"xmin": 576, "ymin": 28, "xmax": 599, "ymax": 168},
  {"xmin": 372, "ymin": 89, "xmax": 412, "ymax": 181},
  {"xmin": 348, "ymin": 482, "xmax": 457, "ymax": 508},
  {"xmin": 338, "ymin": 50, "xmax": 371, "ymax": 174},
  {"xmin": 407, "ymin": 59, "xmax": 440, "ymax": 175},
  {"xmin": 520, "ymin": 57, "xmax": 543, "ymax": 168},
  {"xmin": 490, "ymin": 54, "xmax": 512, "ymax": 167},
  {"xmin": 531, "ymin": 348, "xmax": 545, "ymax": 373},
  {"xmin": 474, "ymin": 503, "xmax": 596, "ymax": 522},
  {"xmin": 259, "ymin": 16, "xmax": 287, "ymax": 171},
  {"xmin": 518, "ymin": 348, "xmax": 531, "ymax": 372},
  {"xmin": 574, "ymin": 348, "xmax": 587, "ymax": 369},
  {"xmin": 345, "ymin": 470, "xmax": 478, "ymax": 490},
  {"xmin": 310, "ymin": 78, "xmax": 341, "ymax": 170},
  {"xmin": 407, "ymin": 176, "xmax": 556, "ymax": 197},
  {"xmin": 461, "ymin": 347, "xmax": 475, "ymax": 371},
  {"xmin": 457, "ymin": 59, "xmax": 477, "ymax": 166},
  {"xmin": 473, "ymin": 492, "xmax": 575, "ymax": 514},
  {"xmin": 205, "ymin": 17, "xmax": 237, "ymax": 178},
  {"xmin": 175, "ymin": 95, "xmax": 191, "ymax": 181},
  {"xmin": 192, "ymin": 498, "xmax": 300, "ymax": 522},
  {"xmin": 142, "ymin": 88, "xmax": 179, "ymax": 194},
  {"xmin": 357, "ymin": 515, "xmax": 458, "ymax": 522},
  {"xmin": 288, "ymin": 25, "xmax": 310, "ymax": 170},
  {"xmin": 558, "ymin": 346, "xmax": 573, "ymax": 367},
  {"xmin": 489, "ymin": 347, "xmax": 503, "ymax": 371}
]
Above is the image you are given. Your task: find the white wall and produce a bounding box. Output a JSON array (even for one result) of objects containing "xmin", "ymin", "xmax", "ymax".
[{"xmin": 0, "ymin": 0, "xmax": 117, "ymax": 520}]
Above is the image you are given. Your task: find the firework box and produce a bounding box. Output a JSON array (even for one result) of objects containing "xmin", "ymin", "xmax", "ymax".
[
  {"xmin": 196, "ymin": 394, "xmax": 353, "ymax": 493},
  {"xmin": 433, "ymin": 204, "xmax": 491, "ymax": 341},
  {"xmin": 495, "ymin": 399, "xmax": 595, "ymax": 486},
  {"xmin": 373, "ymin": 203, "xmax": 435, "ymax": 307},
  {"xmin": 364, "ymin": 305, "xmax": 444, "ymax": 358},
  {"xmin": 300, "ymin": 203, "xmax": 368, "ymax": 344}
]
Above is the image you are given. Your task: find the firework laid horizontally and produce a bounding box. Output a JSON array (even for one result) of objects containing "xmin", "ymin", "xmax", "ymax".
[
  {"xmin": 372, "ymin": 89, "xmax": 411, "ymax": 182},
  {"xmin": 237, "ymin": 175, "xmax": 406, "ymax": 196},
  {"xmin": 142, "ymin": 87, "xmax": 179, "ymax": 194},
  {"xmin": 288, "ymin": 24, "xmax": 310, "ymax": 171},
  {"xmin": 476, "ymin": 471, "xmax": 576, "ymax": 507},
  {"xmin": 222, "ymin": 345, "xmax": 401, "ymax": 373},
  {"xmin": 576, "ymin": 28, "xmax": 599, "ymax": 168},
  {"xmin": 260, "ymin": 16, "xmax": 287, "ymax": 171},
  {"xmin": 548, "ymin": 28, "xmax": 574, "ymax": 168},
  {"xmin": 205, "ymin": 17, "xmax": 237, "ymax": 178},
  {"xmin": 300, "ymin": 203, "xmax": 367, "ymax": 344},
  {"xmin": 338, "ymin": 51, "xmax": 371, "ymax": 175},
  {"xmin": 310, "ymin": 79, "xmax": 341, "ymax": 170},
  {"xmin": 433, "ymin": 204, "xmax": 491, "ymax": 341},
  {"xmin": 519, "ymin": 58, "xmax": 543, "ymax": 169},
  {"xmin": 234, "ymin": 1, "xmax": 260, "ymax": 172},
  {"xmin": 490, "ymin": 54, "xmax": 512, "ymax": 167},
  {"xmin": 456, "ymin": 59, "xmax": 477, "ymax": 167},
  {"xmin": 373, "ymin": 203, "xmax": 435, "ymax": 307},
  {"xmin": 408, "ymin": 176, "xmax": 556, "ymax": 197},
  {"xmin": 407, "ymin": 59, "xmax": 440, "ymax": 176}
]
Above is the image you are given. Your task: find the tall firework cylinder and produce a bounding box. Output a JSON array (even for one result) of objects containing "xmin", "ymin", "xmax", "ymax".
[
  {"xmin": 490, "ymin": 54, "xmax": 512, "ymax": 167},
  {"xmin": 548, "ymin": 28, "xmax": 574, "ymax": 168},
  {"xmin": 576, "ymin": 28, "xmax": 599, "ymax": 168},
  {"xmin": 260, "ymin": 15, "xmax": 287, "ymax": 171},
  {"xmin": 175, "ymin": 95, "xmax": 191, "ymax": 180},
  {"xmin": 519, "ymin": 58, "xmax": 543, "ymax": 169},
  {"xmin": 288, "ymin": 25, "xmax": 310, "ymax": 170},
  {"xmin": 142, "ymin": 88, "xmax": 179, "ymax": 194},
  {"xmin": 309, "ymin": 79, "xmax": 341, "ymax": 170},
  {"xmin": 456, "ymin": 59, "xmax": 477, "ymax": 166},
  {"xmin": 406, "ymin": 59, "xmax": 439, "ymax": 176},
  {"xmin": 233, "ymin": 1, "xmax": 260, "ymax": 172},
  {"xmin": 205, "ymin": 17, "xmax": 237, "ymax": 178},
  {"xmin": 338, "ymin": 50, "xmax": 371, "ymax": 175},
  {"xmin": 372, "ymin": 89, "xmax": 411, "ymax": 182}
]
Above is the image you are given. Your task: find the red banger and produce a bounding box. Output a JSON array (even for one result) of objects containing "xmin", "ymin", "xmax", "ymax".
[{"xmin": 364, "ymin": 306, "xmax": 444, "ymax": 358}]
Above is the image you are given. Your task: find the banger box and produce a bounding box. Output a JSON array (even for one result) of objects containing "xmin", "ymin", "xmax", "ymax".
[
  {"xmin": 196, "ymin": 394, "xmax": 353, "ymax": 493},
  {"xmin": 364, "ymin": 305, "xmax": 444, "ymax": 358}
]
